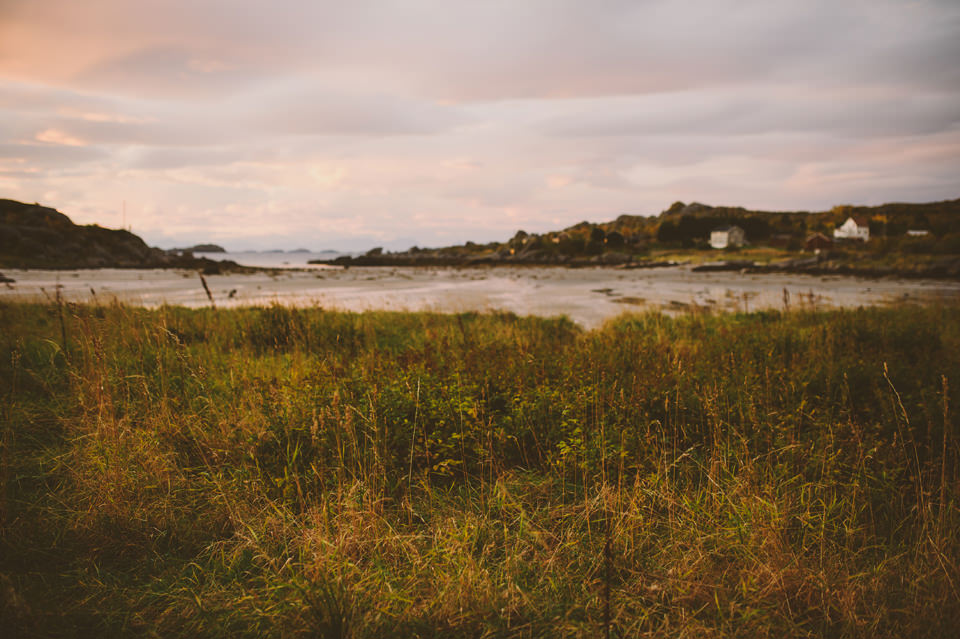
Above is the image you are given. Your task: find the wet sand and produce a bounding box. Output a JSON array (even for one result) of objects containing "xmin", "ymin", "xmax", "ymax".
[{"xmin": 2, "ymin": 265, "xmax": 957, "ymax": 329}]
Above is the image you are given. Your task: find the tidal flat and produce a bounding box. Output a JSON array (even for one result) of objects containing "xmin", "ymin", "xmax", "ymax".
[
  {"xmin": 1, "ymin": 300, "xmax": 959, "ymax": 637},
  {"xmin": 2, "ymin": 264, "xmax": 958, "ymax": 328}
]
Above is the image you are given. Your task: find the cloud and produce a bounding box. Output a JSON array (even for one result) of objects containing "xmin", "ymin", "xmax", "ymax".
[
  {"xmin": 73, "ymin": 46, "xmax": 268, "ymax": 99},
  {"xmin": 240, "ymin": 84, "xmax": 471, "ymax": 137},
  {"xmin": 34, "ymin": 129, "xmax": 86, "ymax": 146},
  {"xmin": 5, "ymin": 1, "xmax": 958, "ymax": 100},
  {"xmin": 0, "ymin": 0, "xmax": 958, "ymax": 249},
  {"xmin": 539, "ymin": 88, "xmax": 960, "ymax": 139},
  {"xmin": 0, "ymin": 142, "xmax": 108, "ymax": 166}
]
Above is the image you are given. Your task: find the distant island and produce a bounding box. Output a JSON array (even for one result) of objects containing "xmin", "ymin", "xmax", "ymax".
[
  {"xmin": 310, "ymin": 198, "xmax": 960, "ymax": 278},
  {"xmin": 0, "ymin": 199, "xmax": 250, "ymax": 273},
  {"xmin": 171, "ymin": 243, "xmax": 226, "ymax": 254}
]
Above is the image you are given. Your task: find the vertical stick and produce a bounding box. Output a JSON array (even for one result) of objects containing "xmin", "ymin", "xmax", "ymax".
[
  {"xmin": 55, "ymin": 279, "xmax": 68, "ymax": 358},
  {"xmin": 940, "ymin": 375, "xmax": 950, "ymax": 535},
  {"xmin": 457, "ymin": 373, "xmax": 467, "ymax": 484},
  {"xmin": 199, "ymin": 274, "xmax": 216, "ymax": 309},
  {"xmin": 407, "ymin": 377, "xmax": 420, "ymax": 496},
  {"xmin": 604, "ymin": 510, "xmax": 612, "ymax": 639},
  {"xmin": 884, "ymin": 363, "xmax": 925, "ymax": 517}
]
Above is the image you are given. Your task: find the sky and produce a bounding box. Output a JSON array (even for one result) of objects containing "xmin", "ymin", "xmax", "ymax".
[{"xmin": 1, "ymin": 0, "xmax": 959, "ymax": 251}]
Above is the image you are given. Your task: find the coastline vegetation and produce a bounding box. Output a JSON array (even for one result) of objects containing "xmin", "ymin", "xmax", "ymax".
[
  {"xmin": 319, "ymin": 199, "xmax": 960, "ymax": 277},
  {"xmin": 2, "ymin": 301, "xmax": 959, "ymax": 637},
  {"xmin": 5, "ymin": 196, "xmax": 960, "ymax": 278}
]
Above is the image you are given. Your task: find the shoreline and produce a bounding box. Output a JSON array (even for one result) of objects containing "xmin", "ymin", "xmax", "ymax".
[
  {"xmin": 308, "ymin": 254, "xmax": 960, "ymax": 281},
  {"xmin": 2, "ymin": 264, "xmax": 957, "ymax": 329}
]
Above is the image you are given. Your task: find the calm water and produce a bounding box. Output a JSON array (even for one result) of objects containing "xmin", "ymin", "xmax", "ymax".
[{"xmin": 194, "ymin": 250, "xmax": 352, "ymax": 268}]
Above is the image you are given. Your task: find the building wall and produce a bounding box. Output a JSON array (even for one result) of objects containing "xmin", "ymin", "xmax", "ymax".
[
  {"xmin": 833, "ymin": 217, "xmax": 870, "ymax": 241},
  {"xmin": 710, "ymin": 231, "xmax": 729, "ymax": 249},
  {"xmin": 711, "ymin": 227, "xmax": 746, "ymax": 249}
]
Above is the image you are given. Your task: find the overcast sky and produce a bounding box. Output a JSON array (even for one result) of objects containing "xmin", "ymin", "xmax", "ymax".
[{"xmin": 1, "ymin": 0, "xmax": 958, "ymax": 250}]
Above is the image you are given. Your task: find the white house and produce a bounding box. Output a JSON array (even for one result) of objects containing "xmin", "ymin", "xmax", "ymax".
[
  {"xmin": 833, "ymin": 217, "xmax": 870, "ymax": 242},
  {"xmin": 709, "ymin": 226, "xmax": 746, "ymax": 249}
]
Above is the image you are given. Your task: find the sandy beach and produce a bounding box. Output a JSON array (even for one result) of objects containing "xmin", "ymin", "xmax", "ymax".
[{"xmin": 2, "ymin": 265, "xmax": 957, "ymax": 329}]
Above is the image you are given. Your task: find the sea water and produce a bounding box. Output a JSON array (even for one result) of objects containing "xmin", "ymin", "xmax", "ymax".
[{"xmin": 194, "ymin": 250, "xmax": 352, "ymax": 269}]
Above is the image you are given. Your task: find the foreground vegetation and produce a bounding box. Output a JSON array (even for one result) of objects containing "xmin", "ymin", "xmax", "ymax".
[{"xmin": 2, "ymin": 301, "xmax": 959, "ymax": 637}]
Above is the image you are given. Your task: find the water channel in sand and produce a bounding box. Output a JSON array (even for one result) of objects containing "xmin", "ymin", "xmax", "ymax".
[{"xmin": 2, "ymin": 265, "xmax": 957, "ymax": 329}]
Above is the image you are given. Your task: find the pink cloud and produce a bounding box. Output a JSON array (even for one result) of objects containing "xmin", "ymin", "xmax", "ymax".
[{"xmin": 33, "ymin": 129, "xmax": 86, "ymax": 147}]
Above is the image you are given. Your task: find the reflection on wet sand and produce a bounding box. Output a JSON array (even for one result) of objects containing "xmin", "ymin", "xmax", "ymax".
[{"xmin": 2, "ymin": 265, "xmax": 957, "ymax": 329}]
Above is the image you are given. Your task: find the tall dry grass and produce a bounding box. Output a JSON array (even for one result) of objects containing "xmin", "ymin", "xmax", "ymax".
[{"xmin": 1, "ymin": 300, "xmax": 958, "ymax": 637}]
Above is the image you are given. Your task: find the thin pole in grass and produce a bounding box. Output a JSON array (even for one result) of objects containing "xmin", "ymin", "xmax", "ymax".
[
  {"xmin": 940, "ymin": 375, "xmax": 951, "ymax": 538},
  {"xmin": 457, "ymin": 372, "xmax": 468, "ymax": 485},
  {"xmin": 595, "ymin": 367, "xmax": 613, "ymax": 639},
  {"xmin": 407, "ymin": 376, "xmax": 421, "ymax": 504},
  {"xmin": 883, "ymin": 362, "xmax": 926, "ymax": 518},
  {"xmin": 604, "ymin": 512, "xmax": 612, "ymax": 639},
  {"xmin": 199, "ymin": 273, "xmax": 216, "ymax": 309},
  {"xmin": 55, "ymin": 276, "xmax": 68, "ymax": 359}
]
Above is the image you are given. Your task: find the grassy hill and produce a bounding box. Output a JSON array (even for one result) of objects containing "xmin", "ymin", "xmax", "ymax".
[
  {"xmin": 0, "ymin": 199, "xmax": 246, "ymax": 272},
  {"xmin": 319, "ymin": 198, "xmax": 960, "ymax": 271},
  {"xmin": 0, "ymin": 199, "xmax": 171, "ymax": 269}
]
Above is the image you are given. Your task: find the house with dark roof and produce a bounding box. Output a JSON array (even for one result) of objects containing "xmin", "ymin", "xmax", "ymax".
[{"xmin": 804, "ymin": 232, "xmax": 833, "ymax": 252}]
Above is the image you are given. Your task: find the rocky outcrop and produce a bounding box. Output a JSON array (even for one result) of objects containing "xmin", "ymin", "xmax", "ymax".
[
  {"xmin": 0, "ymin": 199, "xmax": 250, "ymax": 271},
  {"xmin": 749, "ymin": 256, "xmax": 960, "ymax": 280},
  {"xmin": 172, "ymin": 243, "xmax": 226, "ymax": 253}
]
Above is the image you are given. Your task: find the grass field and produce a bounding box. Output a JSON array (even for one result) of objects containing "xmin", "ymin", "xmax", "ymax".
[{"xmin": 2, "ymin": 301, "xmax": 958, "ymax": 637}]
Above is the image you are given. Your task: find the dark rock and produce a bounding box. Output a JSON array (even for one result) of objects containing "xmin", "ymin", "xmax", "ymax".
[
  {"xmin": 600, "ymin": 251, "xmax": 631, "ymax": 265},
  {"xmin": 692, "ymin": 260, "xmax": 756, "ymax": 272}
]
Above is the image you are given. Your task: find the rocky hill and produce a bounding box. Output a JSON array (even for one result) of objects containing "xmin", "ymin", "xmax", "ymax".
[
  {"xmin": 312, "ymin": 197, "xmax": 960, "ymax": 277},
  {"xmin": 0, "ymin": 199, "xmax": 245, "ymax": 272}
]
